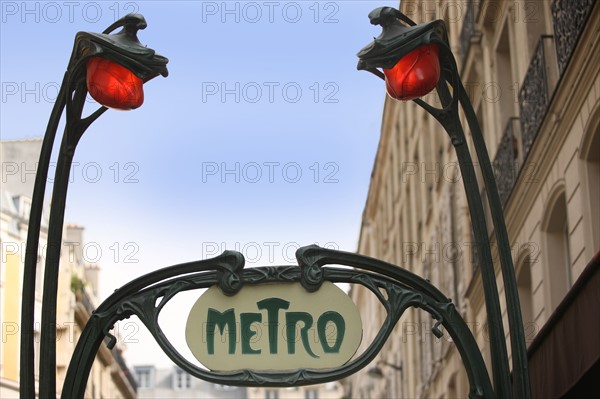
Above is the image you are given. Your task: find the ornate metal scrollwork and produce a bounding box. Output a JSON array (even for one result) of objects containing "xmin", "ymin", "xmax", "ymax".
[
  {"xmin": 519, "ymin": 36, "xmax": 551, "ymax": 160},
  {"xmin": 62, "ymin": 245, "xmax": 493, "ymax": 398},
  {"xmin": 459, "ymin": 1, "xmax": 480, "ymax": 62},
  {"xmin": 551, "ymin": 0, "xmax": 595, "ymax": 75},
  {"xmin": 494, "ymin": 117, "xmax": 520, "ymax": 207}
]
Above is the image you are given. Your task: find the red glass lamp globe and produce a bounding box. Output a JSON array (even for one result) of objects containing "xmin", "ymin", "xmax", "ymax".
[
  {"xmin": 383, "ymin": 44, "xmax": 441, "ymax": 101},
  {"xmin": 86, "ymin": 56, "xmax": 144, "ymax": 110}
]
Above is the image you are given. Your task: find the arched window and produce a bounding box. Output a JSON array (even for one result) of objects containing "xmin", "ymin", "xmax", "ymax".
[
  {"xmin": 516, "ymin": 254, "xmax": 534, "ymax": 343},
  {"xmin": 579, "ymin": 103, "xmax": 600, "ymax": 256},
  {"xmin": 542, "ymin": 184, "xmax": 572, "ymax": 310}
]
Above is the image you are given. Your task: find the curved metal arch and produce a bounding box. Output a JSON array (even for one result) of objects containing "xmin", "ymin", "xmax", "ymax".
[{"xmin": 62, "ymin": 245, "xmax": 493, "ymax": 398}]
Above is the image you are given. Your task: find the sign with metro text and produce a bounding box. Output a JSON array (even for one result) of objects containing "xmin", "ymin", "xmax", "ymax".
[{"xmin": 185, "ymin": 282, "xmax": 363, "ymax": 371}]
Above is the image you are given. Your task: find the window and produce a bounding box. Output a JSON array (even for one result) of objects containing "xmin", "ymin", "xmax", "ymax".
[
  {"xmin": 174, "ymin": 368, "xmax": 191, "ymax": 389},
  {"xmin": 305, "ymin": 388, "xmax": 318, "ymax": 399},
  {"xmin": 135, "ymin": 368, "xmax": 151, "ymax": 389},
  {"xmin": 494, "ymin": 21, "xmax": 518, "ymax": 150},
  {"xmin": 19, "ymin": 196, "xmax": 31, "ymax": 219},
  {"xmin": 265, "ymin": 389, "xmax": 279, "ymax": 399},
  {"xmin": 214, "ymin": 384, "xmax": 237, "ymax": 391},
  {"xmin": 542, "ymin": 186, "xmax": 571, "ymax": 310},
  {"xmin": 517, "ymin": 255, "xmax": 534, "ymax": 342},
  {"xmin": 580, "ymin": 110, "xmax": 600, "ymax": 255},
  {"xmin": 522, "ymin": 1, "xmax": 551, "ymax": 61}
]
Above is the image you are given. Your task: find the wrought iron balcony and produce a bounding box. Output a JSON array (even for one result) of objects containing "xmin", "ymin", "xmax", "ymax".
[
  {"xmin": 459, "ymin": 1, "xmax": 480, "ymax": 62},
  {"xmin": 78, "ymin": 289, "xmax": 96, "ymax": 317},
  {"xmin": 494, "ymin": 118, "xmax": 520, "ymax": 208},
  {"xmin": 518, "ymin": 36, "xmax": 557, "ymax": 162},
  {"xmin": 551, "ymin": 0, "xmax": 595, "ymax": 75}
]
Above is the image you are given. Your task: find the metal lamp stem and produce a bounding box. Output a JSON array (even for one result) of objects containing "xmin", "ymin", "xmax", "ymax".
[
  {"xmin": 38, "ymin": 137, "xmax": 77, "ymax": 399},
  {"xmin": 414, "ymin": 45, "xmax": 530, "ymax": 399},
  {"xmin": 19, "ymin": 14, "xmax": 167, "ymax": 399},
  {"xmin": 19, "ymin": 72, "xmax": 70, "ymax": 399},
  {"xmin": 356, "ymin": 8, "xmax": 532, "ymax": 396},
  {"xmin": 414, "ymin": 71, "xmax": 512, "ymax": 397},
  {"xmin": 458, "ymin": 83, "xmax": 531, "ymax": 398},
  {"xmin": 38, "ymin": 78, "xmax": 106, "ymax": 399}
]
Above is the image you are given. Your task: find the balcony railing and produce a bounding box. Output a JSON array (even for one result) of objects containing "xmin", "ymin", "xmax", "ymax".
[
  {"xmin": 493, "ymin": 118, "xmax": 520, "ymax": 208},
  {"xmin": 518, "ymin": 36, "xmax": 557, "ymax": 162},
  {"xmin": 79, "ymin": 290, "xmax": 95, "ymax": 316},
  {"xmin": 551, "ymin": 0, "xmax": 595, "ymax": 75},
  {"xmin": 459, "ymin": 1, "xmax": 480, "ymax": 62}
]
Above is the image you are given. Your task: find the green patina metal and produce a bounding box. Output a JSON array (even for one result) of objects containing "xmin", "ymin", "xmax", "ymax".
[
  {"xmin": 61, "ymin": 245, "xmax": 493, "ymax": 398},
  {"xmin": 357, "ymin": 7, "xmax": 531, "ymax": 399},
  {"xmin": 19, "ymin": 14, "xmax": 168, "ymax": 399}
]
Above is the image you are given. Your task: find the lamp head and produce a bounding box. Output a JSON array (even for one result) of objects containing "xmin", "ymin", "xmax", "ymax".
[
  {"xmin": 357, "ymin": 7, "xmax": 448, "ymax": 101},
  {"xmin": 70, "ymin": 14, "xmax": 169, "ymax": 110}
]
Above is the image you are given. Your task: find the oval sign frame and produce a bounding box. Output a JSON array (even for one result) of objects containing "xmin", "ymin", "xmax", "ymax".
[
  {"xmin": 186, "ymin": 282, "xmax": 363, "ymax": 371},
  {"xmin": 64, "ymin": 245, "xmax": 494, "ymax": 398}
]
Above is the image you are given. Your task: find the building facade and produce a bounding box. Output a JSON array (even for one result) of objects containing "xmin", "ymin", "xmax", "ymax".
[
  {"xmin": 0, "ymin": 139, "xmax": 137, "ymax": 398},
  {"xmin": 134, "ymin": 365, "xmax": 247, "ymax": 398},
  {"xmin": 345, "ymin": 0, "xmax": 599, "ymax": 398},
  {"xmin": 247, "ymin": 382, "xmax": 344, "ymax": 399}
]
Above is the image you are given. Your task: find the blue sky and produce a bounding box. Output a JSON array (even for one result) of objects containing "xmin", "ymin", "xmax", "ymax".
[{"xmin": 1, "ymin": 0, "xmax": 396, "ymax": 368}]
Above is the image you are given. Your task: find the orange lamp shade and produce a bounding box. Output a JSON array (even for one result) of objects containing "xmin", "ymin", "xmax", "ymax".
[
  {"xmin": 383, "ymin": 44, "xmax": 440, "ymax": 101},
  {"xmin": 86, "ymin": 56, "xmax": 144, "ymax": 110}
]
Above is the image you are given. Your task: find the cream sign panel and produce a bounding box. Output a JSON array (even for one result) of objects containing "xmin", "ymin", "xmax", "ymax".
[{"xmin": 185, "ymin": 282, "xmax": 363, "ymax": 371}]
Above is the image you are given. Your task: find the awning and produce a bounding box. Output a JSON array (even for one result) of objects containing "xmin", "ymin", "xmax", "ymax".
[{"xmin": 527, "ymin": 250, "xmax": 600, "ymax": 398}]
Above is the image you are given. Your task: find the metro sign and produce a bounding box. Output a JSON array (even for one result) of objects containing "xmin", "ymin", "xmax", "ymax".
[
  {"xmin": 186, "ymin": 282, "xmax": 363, "ymax": 371},
  {"xmin": 64, "ymin": 246, "xmax": 494, "ymax": 396}
]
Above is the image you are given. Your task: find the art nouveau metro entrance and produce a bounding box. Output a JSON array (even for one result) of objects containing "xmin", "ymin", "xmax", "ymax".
[{"xmin": 20, "ymin": 7, "xmax": 533, "ymax": 399}]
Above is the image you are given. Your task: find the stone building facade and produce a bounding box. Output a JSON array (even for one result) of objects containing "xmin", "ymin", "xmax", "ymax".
[
  {"xmin": 134, "ymin": 365, "xmax": 246, "ymax": 399},
  {"xmin": 247, "ymin": 382, "xmax": 344, "ymax": 399},
  {"xmin": 0, "ymin": 139, "xmax": 137, "ymax": 398},
  {"xmin": 344, "ymin": 1, "xmax": 599, "ymax": 397}
]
